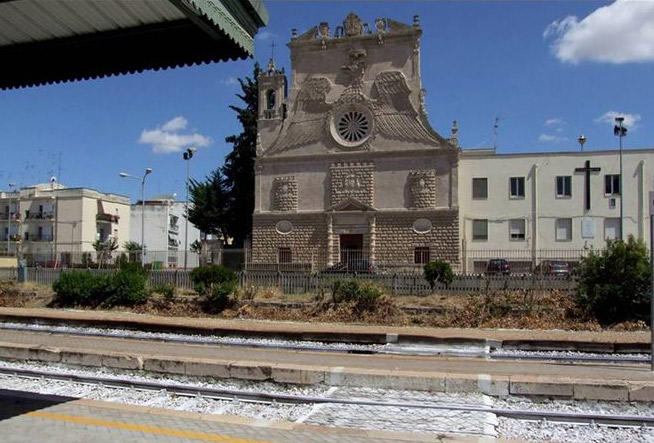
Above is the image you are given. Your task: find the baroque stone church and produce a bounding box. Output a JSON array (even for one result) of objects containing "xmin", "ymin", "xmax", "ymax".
[{"xmin": 252, "ymin": 13, "xmax": 459, "ymax": 268}]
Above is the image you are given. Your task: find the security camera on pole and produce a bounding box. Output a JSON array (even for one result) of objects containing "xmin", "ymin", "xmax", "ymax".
[
  {"xmin": 614, "ymin": 116, "xmax": 627, "ymax": 240},
  {"xmin": 183, "ymin": 147, "xmax": 196, "ymax": 269}
]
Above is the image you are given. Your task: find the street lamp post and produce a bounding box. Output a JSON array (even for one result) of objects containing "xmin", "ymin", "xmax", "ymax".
[
  {"xmin": 119, "ymin": 168, "xmax": 153, "ymax": 266},
  {"xmin": 7, "ymin": 182, "xmax": 16, "ymax": 255},
  {"xmin": 183, "ymin": 147, "xmax": 196, "ymax": 269},
  {"xmin": 577, "ymin": 134, "xmax": 586, "ymax": 152},
  {"xmin": 614, "ymin": 117, "xmax": 627, "ymax": 240}
]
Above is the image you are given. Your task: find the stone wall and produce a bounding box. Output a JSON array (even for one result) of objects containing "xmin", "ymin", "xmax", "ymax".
[
  {"xmin": 330, "ymin": 162, "xmax": 374, "ymax": 206},
  {"xmin": 252, "ymin": 214, "xmax": 327, "ymax": 263},
  {"xmin": 408, "ymin": 170, "xmax": 436, "ymax": 209},
  {"xmin": 272, "ymin": 176, "xmax": 298, "ymax": 211},
  {"xmin": 375, "ymin": 210, "xmax": 459, "ymax": 264}
]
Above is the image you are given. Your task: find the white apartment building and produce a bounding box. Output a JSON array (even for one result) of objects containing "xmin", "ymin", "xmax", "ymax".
[
  {"xmin": 0, "ymin": 182, "xmax": 131, "ymax": 265},
  {"xmin": 459, "ymin": 148, "xmax": 653, "ymax": 272},
  {"xmin": 129, "ymin": 197, "xmax": 201, "ymax": 268}
]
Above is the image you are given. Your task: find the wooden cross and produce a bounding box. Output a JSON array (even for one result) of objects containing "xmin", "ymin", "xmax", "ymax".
[{"xmin": 575, "ymin": 160, "xmax": 601, "ymax": 211}]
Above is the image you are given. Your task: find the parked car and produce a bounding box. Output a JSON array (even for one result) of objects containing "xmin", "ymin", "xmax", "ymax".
[
  {"xmin": 538, "ymin": 260, "xmax": 571, "ymax": 276},
  {"xmin": 323, "ymin": 259, "xmax": 378, "ymax": 274},
  {"xmin": 486, "ymin": 258, "xmax": 510, "ymax": 275}
]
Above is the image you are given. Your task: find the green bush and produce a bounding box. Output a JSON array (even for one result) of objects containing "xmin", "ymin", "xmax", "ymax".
[
  {"xmin": 106, "ymin": 268, "xmax": 149, "ymax": 306},
  {"xmin": 205, "ymin": 280, "xmax": 238, "ymax": 313},
  {"xmin": 190, "ymin": 265, "xmax": 237, "ymax": 295},
  {"xmin": 53, "ymin": 271, "xmax": 111, "ymax": 306},
  {"xmin": 423, "ymin": 261, "xmax": 454, "ymax": 290},
  {"xmin": 331, "ymin": 279, "xmax": 384, "ymax": 313},
  {"xmin": 151, "ymin": 283, "xmax": 176, "ymax": 300},
  {"xmin": 576, "ymin": 236, "xmax": 651, "ymax": 326}
]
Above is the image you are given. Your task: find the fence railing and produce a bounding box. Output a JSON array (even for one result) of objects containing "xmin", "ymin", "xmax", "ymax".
[{"xmin": 12, "ymin": 267, "xmax": 576, "ymax": 297}]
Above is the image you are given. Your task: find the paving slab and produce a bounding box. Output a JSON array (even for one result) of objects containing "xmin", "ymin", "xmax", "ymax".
[{"xmin": 0, "ymin": 389, "xmax": 499, "ymax": 443}]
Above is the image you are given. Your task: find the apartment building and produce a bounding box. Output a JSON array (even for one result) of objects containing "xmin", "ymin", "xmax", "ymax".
[
  {"xmin": 129, "ymin": 196, "xmax": 201, "ymax": 268},
  {"xmin": 0, "ymin": 182, "xmax": 130, "ymax": 265}
]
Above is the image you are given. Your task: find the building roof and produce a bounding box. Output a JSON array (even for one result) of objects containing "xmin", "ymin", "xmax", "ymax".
[{"xmin": 0, "ymin": 0, "xmax": 268, "ymax": 89}]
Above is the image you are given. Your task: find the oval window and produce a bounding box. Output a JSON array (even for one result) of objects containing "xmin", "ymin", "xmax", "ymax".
[
  {"xmin": 413, "ymin": 218, "xmax": 432, "ymax": 234},
  {"xmin": 275, "ymin": 220, "xmax": 293, "ymax": 235}
]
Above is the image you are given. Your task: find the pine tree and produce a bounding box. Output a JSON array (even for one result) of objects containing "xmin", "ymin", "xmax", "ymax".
[{"xmin": 221, "ymin": 62, "xmax": 260, "ymax": 247}]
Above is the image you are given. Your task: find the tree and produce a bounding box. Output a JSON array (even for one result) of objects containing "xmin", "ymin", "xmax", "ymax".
[
  {"xmin": 221, "ymin": 62, "xmax": 260, "ymax": 247},
  {"xmin": 576, "ymin": 236, "xmax": 651, "ymax": 326},
  {"xmin": 123, "ymin": 240, "xmax": 142, "ymax": 263},
  {"xmin": 188, "ymin": 63, "xmax": 260, "ymax": 248},
  {"xmin": 423, "ymin": 261, "xmax": 454, "ymax": 291},
  {"xmin": 188, "ymin": 169, "xmax": 230, "ymax": 241},
  {"xmin": 92, "ymin": 237, "xmax": 118, "ymax": 268}
]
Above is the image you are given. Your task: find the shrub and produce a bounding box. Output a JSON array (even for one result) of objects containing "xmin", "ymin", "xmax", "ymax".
[
  {"xmin": 151, "ymin": 283, "xmax": 176, "ymax": 300},
  {"xmin": 576, "ymin": 236, "xmax": 650, "ymax": 326},
  {"xmin": 52, "ymin": 271, "xmax": 111, "ymax": 306},
  {"xmin": 331, "ymin": 279, "xmax": 384, "ymax": 313},
  {"xmin": 190, "ymin": 265, "xmax": 237, "ymax": 295},
  {"xmin": 423, "ymin": 261, "xmax": 454, "ymax": 290},
  {"xmin": 107, "ymin": 268, "xmax": 149, "ymax": 306},
  {"xmin": 205, "ymin": 279, "xmax": 238, "ymax": 313}
]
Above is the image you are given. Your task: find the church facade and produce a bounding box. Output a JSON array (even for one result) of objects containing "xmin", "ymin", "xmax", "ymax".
[{"xmin": 252, "ymin": 12, "xmax": 654, "ymax": 272}]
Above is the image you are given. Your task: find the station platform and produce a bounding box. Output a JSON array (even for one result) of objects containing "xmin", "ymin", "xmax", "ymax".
[
  {"xmin": 1, "ymin": 389, "xmax": 482, "ymax": 443},
  {"xmin": 0, "ymin": 307, "xmax": 653, "ymax": 402}
]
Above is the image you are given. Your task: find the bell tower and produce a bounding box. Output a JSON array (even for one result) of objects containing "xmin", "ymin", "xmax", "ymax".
[{"xmin": 257, "ymin": 58, "xmax": 287, "ymax": 150}]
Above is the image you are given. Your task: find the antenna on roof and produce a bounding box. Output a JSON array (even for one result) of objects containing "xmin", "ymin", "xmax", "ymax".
[{"xmin": 493, "ymin": 116, "xmax": 503, "ymax": 150}]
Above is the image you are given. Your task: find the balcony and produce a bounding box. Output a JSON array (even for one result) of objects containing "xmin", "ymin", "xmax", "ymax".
[
  {"xmin": 0, "ymin": 213, "xmax": 20, "ymax": 222},
  {"xmin": 168, "ymin": 223, "xmax": 180, "ymax": 233},
  {"xmin": 25, "ymin": 234, "xmax": 53, "ymax": 242},
  {"xmin": 25, "ymin": 212, "xmax": 54, "ymax": 220},
  {"xmin": 96, "ymin": 213, "xmax": 120, "ymax": 223}
]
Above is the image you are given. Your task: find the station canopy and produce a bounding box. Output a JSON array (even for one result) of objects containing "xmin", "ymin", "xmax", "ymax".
[{"xmin": 0, "ymin": 0, "xmax": 268, "ymax": 89}]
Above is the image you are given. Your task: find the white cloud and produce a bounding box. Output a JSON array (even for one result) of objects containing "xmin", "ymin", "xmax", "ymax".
[
  {"xmin": 539, "ymin": 134, "xmax": 569, "ymax": 143},
  {"xmin": 220, "ymin": 77, "xmax": 238, "ymax": 86},
  {"xmin": 595, "ymin": 111, "xmax": 641, "ymax": 129},
  {"xmin": 545, "ymin": 117, "xmax": 564, "ymax": 126},
  {"xmin": 161, "ymin": 116, "xmax": 187, "ymax": 132},
  {"xmin": 544, "ymin": 0, "xmax": 654, "ymax": 64},
  {"xmin": 256, "ymin": 30, "xmax": 274, "ymax": 41},
  {"xmin": 138, "ymin": 117, "xmax": 212, "ymax": 154}
]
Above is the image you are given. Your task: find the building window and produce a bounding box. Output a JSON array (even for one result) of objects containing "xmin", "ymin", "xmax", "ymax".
[
  {"xmin": 278, "ymin": 247, "xmax": 292, "ymax": 263},
  {"xmin": 555, "ymin": 218, "xmax": 572, "ymax": 241},
  {"xmin": 414, "ymin": 247, "xmax": 430, "ymax": 264},
  {"xmin": 509, "ymin": 177, "xmax": 525, "ymax": 198},
  {"xmin": 605, "ymin": 174, "xmax": 620, "ymax": 195},
  {"xmin": 604, "ymin": 218, "xmax": 621, "ymax": 240},
  {"xmin": 556, "ymin": 176, "xmax": 572, "ymax": 197},
  {"xmin": 472, "ymin": 219, "xmax": 488, "ymax": 241},
  {"xmin": 266, "ymin": 90, "xmax": 276, "ymax": 110},
  {"xmin": 472, "ymin": 178, "xmax": 488, "ymax": 199},
  {"xmin": 509, "ymin": 219, "xmax": 526, "ymax": 240}
]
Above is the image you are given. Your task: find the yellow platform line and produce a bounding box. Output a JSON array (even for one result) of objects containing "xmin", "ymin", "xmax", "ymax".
[{"xmin": 27, "ymin": 411, "xmax": 281, "ymax": 443}]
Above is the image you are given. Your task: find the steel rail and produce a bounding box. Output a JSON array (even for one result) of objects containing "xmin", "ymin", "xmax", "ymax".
[
  {"xmin": 0, "ymin": 366, "xmax": 652, "ymax": 428},
  {"xmin": 0, "ymin": 323, "xmax": 648, "ymax": 365}
]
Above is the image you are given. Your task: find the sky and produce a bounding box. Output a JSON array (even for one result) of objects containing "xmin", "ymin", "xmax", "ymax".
[{"xmin": 0, "ymin": 0, "xmax": 653, "ymax": 203}]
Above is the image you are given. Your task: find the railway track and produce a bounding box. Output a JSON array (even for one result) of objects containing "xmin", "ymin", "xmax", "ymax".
[
  {"xmin": 0, "ymin": 322, "xmax": 647, "ymax": 365},
  {"xmin": 1, "ymin": 365, "xmax": 652, "ymax": 429}
]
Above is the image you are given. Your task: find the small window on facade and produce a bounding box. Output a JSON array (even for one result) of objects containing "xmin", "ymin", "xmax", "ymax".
[
  {"xmin": 472, "ymin": 219, "xmax": 488, "ymax": 241},
  {"xmin": 509, "ymin": 219, "xmax": 526, "ymax": 240},
  {"xmin": 472, "ymin": 178, "xmax": 488, "ymax": 199},
  {"xmin": 414, "ymin": 247, "xmax": 430, "ymax": 264},
  {"xmin": 278, "ymin": 247, "xmax": 292, "ymax": 263},
  {"xmin": 555, "ymin": 218, "xmax": 572, "ymax": 241},
  {"xmin": 509, "ymin": 177, "xmax": 525, "ymax": 198},
  {"xmin": 556, "ymin": 176, "xmax": 572, "ymax": 197},
  {"xmin": 266, "ymin": 90, "xmax": 276, "ymax": 110},
  {"xmin": 605, "ymin": 174, "xmax": 620, "ymax": 195}
]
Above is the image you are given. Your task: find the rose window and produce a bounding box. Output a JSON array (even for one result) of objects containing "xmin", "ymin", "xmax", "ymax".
[
  {"xmin": 337, "ymin": 111, "xmax": 370, "ymax": 143},
  {"xmin": 329, "ymin": 104, "xmax": 374, "ymax": 148}
]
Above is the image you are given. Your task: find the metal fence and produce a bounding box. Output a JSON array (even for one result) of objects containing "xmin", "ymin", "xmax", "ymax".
[
  {"xmin": 12, "ymin": 267, "xmax": 576, "ymax": 297},
  {"xmin": 238, "ymin": 271, "xmax": 577, "ymax": 297}
]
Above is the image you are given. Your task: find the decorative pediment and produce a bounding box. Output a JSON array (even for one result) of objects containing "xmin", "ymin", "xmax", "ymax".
[{"xmin": 329, "ymin": 197, "xmax": 376, "ymax": 212}]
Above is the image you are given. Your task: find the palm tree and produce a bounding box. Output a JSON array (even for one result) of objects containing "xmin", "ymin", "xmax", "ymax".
[{"xmin": 123, "ymin": 240, "xmax": 142, "ymax": 263}]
